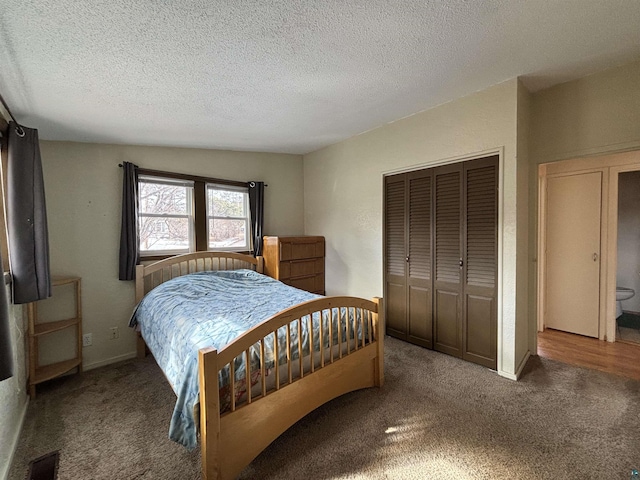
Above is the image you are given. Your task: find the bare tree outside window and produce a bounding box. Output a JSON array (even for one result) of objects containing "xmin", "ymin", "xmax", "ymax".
[
  {"xmin": 136, "ymin": 174, "xmax": 250, "ymax": 256},
  {"xmin": 207, "ymin": 185, "xmax": 250, "ymax": 250},
  {"xmin": 139, "ymin": 178, "xmax": 194, "ymax": 254}
]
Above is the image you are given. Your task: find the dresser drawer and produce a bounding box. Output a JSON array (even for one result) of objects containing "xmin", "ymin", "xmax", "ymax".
[
  {"xmin": 278, "ymin": 258, "xmax": 323, "ymax": 280},
  {"xmin": 279, "ymin": 239, "xmax": 324, "ymax": 261},
  {"xmin": 284, "ymin": 274, "xmax": 324, "ymax": 294}
]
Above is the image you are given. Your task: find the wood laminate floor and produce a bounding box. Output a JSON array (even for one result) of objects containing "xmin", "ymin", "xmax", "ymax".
[{"xmin": 537, "ymin": 328, "xmax": 640, "ymax": 381}]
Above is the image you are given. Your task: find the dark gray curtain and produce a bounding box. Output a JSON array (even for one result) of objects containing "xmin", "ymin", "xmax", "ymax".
[
  {"xmin": 119, "ymin": 162, "xmax": 139, "ymax": 280},
  {"xmin": 0, "ymin": 133, "xmax": 12, "ymax": 381},
  {"xmin": 6, "ymin": 122, "xmax": 51, "ymax": 304},
  {"xmin": 0, "ymin": 248, "xmax": 12, "ymax": 381},
  {"xmin": 248, "ymin": 181, "xmax": 265, "ymax": 256}
]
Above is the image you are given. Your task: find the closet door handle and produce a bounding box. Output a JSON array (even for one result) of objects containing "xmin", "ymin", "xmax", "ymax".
[
  {"xmin": 592, "ymin": 253, "xmax": 598, "ymax": 262},
  {"xmin": 459, "ymin": 258, "xmax": 464, "ymax": 268},
  {"xmin": 405, "ymin": 256, "xmax": 410, "ymax": 263}
]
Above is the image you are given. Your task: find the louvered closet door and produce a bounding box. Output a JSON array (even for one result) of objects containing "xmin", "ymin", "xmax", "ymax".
[
  {"xmin": 384, "ymin": 157, "xmax": 498, "ymax": 365},
  {"xmin": 462, "ymin": 157, "xmax": 498, "ymax": 369},
  {"xmin": 384, "ymin": 174, "xmax": 408, "ymax": 338},
  {"xmin": 407, "ymin": 170, "xmax": 433, "ymax": 348},
  {"xmin": 433, "ymin": 164, "xmax": 463, "ymax": 358}
]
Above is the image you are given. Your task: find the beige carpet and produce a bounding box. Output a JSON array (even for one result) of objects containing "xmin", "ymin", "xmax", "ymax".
[{"xmin": 9, "ymin": 337, "xmax": 640, "ymax": 479}]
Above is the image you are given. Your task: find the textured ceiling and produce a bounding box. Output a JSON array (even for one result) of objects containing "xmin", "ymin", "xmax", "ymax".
[{"xmin": 1, "ymin": 1, "xmax": 640, "ymax": 154}]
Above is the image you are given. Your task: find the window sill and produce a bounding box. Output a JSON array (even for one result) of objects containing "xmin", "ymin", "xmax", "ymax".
[
  {"xmin": 140, "ymin": 250, "xmax": 253, "ymax": 262},
  {"xmin": 140, "ymin": 254, "xmax": 176, "ymax": 262}
]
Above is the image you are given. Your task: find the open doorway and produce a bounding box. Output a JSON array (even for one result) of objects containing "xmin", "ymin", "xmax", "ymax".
[
  {"xmin": 537, "ymin": 150, "xmax": 640, "ymax": 379},
  {"xmin": 615, "ymin": 171, "xmax": 640, "ymax": 344}
]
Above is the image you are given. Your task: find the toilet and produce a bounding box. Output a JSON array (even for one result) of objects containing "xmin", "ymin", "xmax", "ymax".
[{"xmin": 616, "ymin": 287, "xmax": 635, "ymax": 318}]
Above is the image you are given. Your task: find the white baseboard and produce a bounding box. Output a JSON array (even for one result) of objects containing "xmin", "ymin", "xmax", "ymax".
[
  {"xmin": 2, "ymin": 396, "xmax": 29, "ymax": 480},
  {"xmin": 498, "ymin": 370, "xmax": 518, "ymax": 381},
  {"xmin": 498, "ymin": 351, "xmax": 532, "ymax": 381},
  {"xmin": 514, "ymin": 351, "xmax": 531, "ymax": 379},
  {"xmin": 83, "ymin": 351, "xmax": 137, "ymax": 371}
]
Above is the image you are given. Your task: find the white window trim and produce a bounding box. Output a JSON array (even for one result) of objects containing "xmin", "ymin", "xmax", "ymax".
[
  {"xmin": 138, "ymin": 175, "xmax": 195, "ymax": 256},
  {"xmin": 206, "ymin": 183, "xmax": 251, "ymax": 252}
]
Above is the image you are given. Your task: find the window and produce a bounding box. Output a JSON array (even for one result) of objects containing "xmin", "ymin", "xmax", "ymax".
[
  {"xmin": 138, "ymin": 176, "xmax": 194, "ymax": 255},
  {"xmin": 207, "ymin": 184, "xmax": 250, "ymax": 250},
  {"xmin": 136, "ymin": 170, "xmax": 253, "ymax": 258}
]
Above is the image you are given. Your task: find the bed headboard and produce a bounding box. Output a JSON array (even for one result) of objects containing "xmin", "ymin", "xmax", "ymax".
[{"xmin": 135, "ymin": 252, "xmax": 264, "ymax": 303}]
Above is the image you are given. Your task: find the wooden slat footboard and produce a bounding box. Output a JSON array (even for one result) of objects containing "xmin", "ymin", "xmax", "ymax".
[{"xmin": 198, "ymin": 296, "xmax": 384, "ymax": 480}]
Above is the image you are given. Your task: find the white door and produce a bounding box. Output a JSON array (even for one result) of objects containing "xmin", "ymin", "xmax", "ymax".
[{"xmin": 545, "ymin": 172, "xmax": 602, "ymax": 337}]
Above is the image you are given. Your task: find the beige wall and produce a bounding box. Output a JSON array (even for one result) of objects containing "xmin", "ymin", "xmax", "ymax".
[
  {"xmin": 0, "ymin": 301, "xmax": 26, "ymax": 480},
  {"xmin": 39, "ymin": 141, "xmax": 304, "ymax": 369},
  {"xmin": 303, "ymin": 79, "xmax": 529, "ymax": 378},
  {"xmin": 531, "ymin": 60, "xmax": 640, "ymax": 164}
]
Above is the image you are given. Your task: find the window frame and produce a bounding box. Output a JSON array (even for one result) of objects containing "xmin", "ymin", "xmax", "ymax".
[
  {"xmin": 138, "ymin": 175, "xmax": 195, "ymax": 257},
  {"xmin": 135, "ymin": 168, "xmax": 252, "ymax": 260},
  {"xmin": 206, "ymin": 183, "xmax": 251, "ymax": 252}
]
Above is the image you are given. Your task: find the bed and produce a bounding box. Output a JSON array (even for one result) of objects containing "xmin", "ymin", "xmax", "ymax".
[{"xmin": 132, "ymin": 251, "xmax": 384, "ymax": 480}]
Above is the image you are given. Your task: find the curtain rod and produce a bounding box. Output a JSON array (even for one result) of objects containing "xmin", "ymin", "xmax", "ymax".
[
  {"xmin": 117, "ymin": 164, "xmax": 267, "ymax": 187},
  {"xmin": 0, "ymin": 92, "xmax": 25, "ymax": 137}
]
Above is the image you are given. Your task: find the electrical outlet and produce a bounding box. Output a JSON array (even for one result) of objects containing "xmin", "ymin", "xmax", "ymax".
[
  {"xmin": 82, "ymin": 333, "xmax": 92, "ymax": 347},
  {"xmin": 110, "ymin": 327, "xmax": 119, "ymax": 339}
]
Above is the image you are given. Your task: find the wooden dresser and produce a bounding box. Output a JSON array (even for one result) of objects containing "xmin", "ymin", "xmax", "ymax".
[{"xmin": 262, "ymin": 236, "xmax": 325, "ymax": 295}]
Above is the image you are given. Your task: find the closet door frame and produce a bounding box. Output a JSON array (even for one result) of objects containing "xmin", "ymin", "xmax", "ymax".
[{"xmin": 383, "ymin": 149, "xmax": 503, "ymax": 371}]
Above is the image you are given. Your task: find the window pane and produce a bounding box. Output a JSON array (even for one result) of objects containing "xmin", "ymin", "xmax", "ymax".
[
  {"xmin": 140, "ymin": 182, "xmax": 189, "ymax": 215},
  {"xmin": 208, "ymin": 219, "xmax": 247, "ymax": 249},
  {"xmin": 140, "ymin": 216, "xmax": 190, "ymax": 252},
  {"xmin": 207, "ymin": 188, "xmax": 245, "ymax": 217}
]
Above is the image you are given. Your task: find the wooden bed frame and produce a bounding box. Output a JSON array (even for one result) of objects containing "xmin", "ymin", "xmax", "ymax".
[{"xmin": 135, "ymin": 251, "xmax": 384, "ymax": 480}]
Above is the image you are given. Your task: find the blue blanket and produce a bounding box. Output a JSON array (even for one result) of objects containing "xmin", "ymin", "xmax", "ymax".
[{"xmin": 130, "ymin": 269, "xmax": 321, "ymax": 449}]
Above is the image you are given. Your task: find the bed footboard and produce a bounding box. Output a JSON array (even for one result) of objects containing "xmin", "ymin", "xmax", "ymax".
[{"xmin": 198, "ymin": 296, "xmax": 384, "ymax": 480}]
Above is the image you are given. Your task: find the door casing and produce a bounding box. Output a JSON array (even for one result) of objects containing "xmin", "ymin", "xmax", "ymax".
[{"xmin": 537, "ymin": 149, "xmax": 640, "ymax": 342}]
